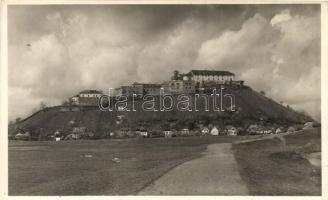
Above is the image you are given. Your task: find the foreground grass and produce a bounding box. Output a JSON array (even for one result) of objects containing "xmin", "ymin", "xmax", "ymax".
[
  {"xmin": 9, "ymin": 136, "xmax": 240, "ymax": 195},
  {"xmin": 232, "ymin": 128, "xmax": 321, "ymax": 195}
]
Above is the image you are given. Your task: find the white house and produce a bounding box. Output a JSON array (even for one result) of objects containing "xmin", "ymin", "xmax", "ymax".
[
  {"xmin": 70, "ymin": 90, "xmax": 103, "ymax": 106},
  {"xmin": 70, "ymin": 95, "xmax": 79, "ymax": 105},
  {"xmin": 163, "ymin": 130, "xmax": 173, "ymax": 138},
  {"xmin": 210, "ymin": 126, "xmax": 219, "ymax": 136},
  {"xmin": 187, "ymin": 70, "xmax": 235, "ymax": 85},
  {"xmin": 201, "ymin": 127, "xmax": 210, "ymax": 135},
  {"xmin": 275, "ymin": 128, "xmax": 282, "ymax": 134},
  {"xmin": 78, "ymin": 90, "xmax": 103, "ymax": 98},
  {"xmin": 226, "ymin": 126, "xmax": 238, "ymax": 136},
  {"xmin": 181, "ymin": 128, "xmax": 190, "ymax": 136}
]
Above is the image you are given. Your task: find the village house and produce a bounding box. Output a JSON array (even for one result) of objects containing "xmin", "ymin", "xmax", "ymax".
[
  {"xmin": 226, "ymin": 125, "xmax": 238, "ymax": 136},
  {"xmin": 70, "ymin": 90, "xmax": 103, "ymax": 106},
  {"xmin": 162, "ymin": 80, "xmax": 195, "ymax": 95},
  {"xmin": 70, "ymin": 95, "xmax": 79, "ymax": 105},
  {"xmin": 139, "ymin": 127, "xmax": 149, "ymax": 138},
  {"xmin": 115, "ymin": 86, "xmax": 136, "ymax": 97},
  {"xmin": 275, "ymin": 127, "xmax": 283, "ymax": 134},
  {"xmin": 287, "ymin": 126, "xmax": 296, "ymax": 133},
  {"xmin": 201, "ymin": 127, "xmax": 210, "ymax": 136},
  {"xmin": 180, "ymin": 128, "xmax": 190, "ymax": 136},
  {"xmin": 132, "ymin": 82, "xmax": 162, "ymax": 96},
  {"xmin": 303, "ymin": 122, "xmax": 315, "ymax": 129},
  {"xmin": 163, "ymin": 129, "xmax": 173, "ymax": 138},
  {"xmin": 115, "ymin": 83, "xmax": 162, "ymax": 97},
  {"xmin": 210, "ymin": 126, "xmax": 219, "ymax": 136}
]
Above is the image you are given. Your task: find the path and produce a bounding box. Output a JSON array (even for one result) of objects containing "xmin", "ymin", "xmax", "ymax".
[{"xmin": 138, "ymin": 143, "xmax": 248, "ymax": 195}]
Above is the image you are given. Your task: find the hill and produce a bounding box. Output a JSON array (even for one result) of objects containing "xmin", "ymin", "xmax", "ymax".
[{"xmin": 10, "ymin": 86, "xmax": 312, "ymax": 139}]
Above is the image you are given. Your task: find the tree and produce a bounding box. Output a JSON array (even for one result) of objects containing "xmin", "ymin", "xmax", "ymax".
[
  {"xmin": 15, "ymin": 117, "xmax": 21, "ymax": 123},
  {"xmin": 260, "ymin": 91, "xmax": 266, "ymax": 96},
  {"xmin": 39, "ymin": 101, "xmax": 47, "ymax": 110},
  {"xmin": 171, "ymin": 70, "xmax": 179, "ymax": 80},
  {"xmin": 61, "ymin": 100, "xmax": 70, "ymax": 106}
]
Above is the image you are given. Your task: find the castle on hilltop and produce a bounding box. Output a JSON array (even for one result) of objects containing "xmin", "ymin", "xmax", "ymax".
[
  {"xmin": 176, "ymin": 70, "xmax": 235, "ymax": 84},
  {"xmin": 70, "ymin": 69, "xmax": 244, "ymax": 106}
]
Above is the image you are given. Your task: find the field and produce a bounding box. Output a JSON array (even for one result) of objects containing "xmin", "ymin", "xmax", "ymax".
[
  {"xmin": 9, "ymin": 129, "xmax": 321, "ymax": 196},
  {"xmin": 232, "ymin": 128, "xmax": 321, "ymax": 195},
  {"xmin": 9, "ymin": 136, "xmax": 241, "ymax": 195}
]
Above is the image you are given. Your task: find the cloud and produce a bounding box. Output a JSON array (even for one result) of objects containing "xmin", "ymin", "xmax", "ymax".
[
  {"xmin": 195, "ymin": 10, "xmax": 320, "ymax": 120},
  {"xmin": 136, "ymin": 17, "xmax": 206, "ymax": 83},
  {"xmin": 270, "ymin": 9, "xmax": 291, "ymax": 26},
  {"xmin": 196, "ymin": 14, "xmax": 278, "ymax": 71},
  {"xmin": 8, "ymin": 5, "xmax": 321, "ymax": 121}
]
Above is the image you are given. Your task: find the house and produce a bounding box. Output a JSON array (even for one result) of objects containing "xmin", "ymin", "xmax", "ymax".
[
  {"xmin": 247, "ymin": 124, "xmax": 263, "ymax": 135},
  {"xmin": 64, "ymin": 127, "xmax": 87, "ymax": 140},
  {"xmin": 116, "ymin": 115, "xmax": 126, "ymax": 124},
  {"xmin": 15, "ymin": 132, "xmax": 30, "ymax": 140},
  {"xmin": 226, "ymin": 126, "xmax": 238, "ymax": 136},
  {"xmin": 70, "ymin": 107, "xmax": 80, "ymax": 112},
  {"xmin": 140, "ymin": 129, "xmax": 149, "ymax": 138},
  {"xmin": 275, "ymin": 127, "xmax": 283, "ymax": 134},
  {"xmin": 162, "ymin": 80, "xmax": 195, "ymax": 95},
  {"xmin": 115, "ymin": 86, "xmax": 136, "ymax": 97},
  {"xmin": 70, "ymin": 90, "xmax": 103, "ymax": 106},
  {"xmin": 79, "ymin": 90, "xmax": 102, "ymax": 98},
  {"xmin": 263, "ymin": 129, "xmax": 273, "ymax": 134},
  {"xmin": 230, "ymin": 80, "xmax": 245, "ymax": 88},
  {"xmin": 186, "ymin": 70, "xmax": 235, "ymax": 86},
  {"xmin": 180, "ymin": 128, "xmax": 190, "ymax": 136},
  {"xmin": 53, "ymin": 130, "xmax": 64, "ymax": 140},
  {"xmin": 70, "ymin": 95, "xmax": 79, "ymax": 105},
  {"xmin": 67, "ymin": 133, "xmax": 80, "ymax": 140},
  {"xmin": 135, "ymin": 127, "xmax": 149, "ymax": 138},
  {"xmin": 72, "ymin": 127, "xmax": 87, "ymax": 135},
  {"xmin": 303, "ymin": 122, "xmax": 314, "ymax": 129},
  {"xmin": 115, "ymin": 83, "xmax": 162, "ymax": 97},
  {"xmin": 132, "ymin": 82, "xmax": 162, "ymax": 96},
  {"xmin": 126, "ymin": 130, "xmax": 135, "ymax": 138},
  {"xmin": 287, "ymin": 126, "xmax": 296, "ymax": 133},
  {"xmin": 163, "ymin": 130, "xmax": 173, "ymax": 138},
  {"xmin": 116, "ymin": 128, "xmax": 130, "ymax": 138},
  {"xmin": 60, "ymin": 107, "xmax": 70, "ymax": 112},
  {"xmin": 236, "ymin": 126, "xmax": 245, "ymax": 135},
  {"xmin": 210, "ymin": 126, "xmax": 219, "ymax": 136},
  {"xmin": 201, "ymin": 127, "xmax": 210, "ymax": 136}
]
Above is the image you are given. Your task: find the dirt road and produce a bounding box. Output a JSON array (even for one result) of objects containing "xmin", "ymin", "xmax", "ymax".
[{"xmin": 138, "ymin": 143, "xmax": 248, "ymax": 195}]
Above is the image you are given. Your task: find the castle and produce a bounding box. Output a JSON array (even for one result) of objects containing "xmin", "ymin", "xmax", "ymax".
[{"xmin": 70, "ymin": 69, "xmax": 244, "ymax": 106}]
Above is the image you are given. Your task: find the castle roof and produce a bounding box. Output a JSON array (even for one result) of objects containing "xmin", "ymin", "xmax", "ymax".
[
  {"xmin": 189, "ymin": 70, "xmax": 234, "ymax": 76},
  {"xmin": 79, "ymin": 90, "xmax": 103, "ymax": 94},
  {"xmin": 132, "ymin": 82, "xmax": 161, "ymax": 88}
]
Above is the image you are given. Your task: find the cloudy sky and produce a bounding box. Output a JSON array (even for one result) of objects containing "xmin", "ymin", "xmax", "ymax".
[{"xmin": 8, "ymin": 4, "xmax": 321, "ymax": 120}]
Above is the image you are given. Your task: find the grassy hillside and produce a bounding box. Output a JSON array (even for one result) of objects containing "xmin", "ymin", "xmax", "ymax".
[
  {"xmin": 233, "ymin": 128, "xmax": 321, "ymax": 195},
  {"xmin": 9, "ymin": 136, "xmax": 242, "ymax": 195},
  {"xmin": 11, "ymin": 86, "xmax": 312, "ymax": 139}
]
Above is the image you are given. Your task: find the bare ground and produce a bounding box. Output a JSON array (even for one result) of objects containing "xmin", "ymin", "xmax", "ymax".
[{"xmin": 138, "ymin": 143, "xmax": 248, "ymax": 195}]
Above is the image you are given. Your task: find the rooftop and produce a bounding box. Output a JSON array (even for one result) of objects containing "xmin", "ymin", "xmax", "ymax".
[
  {"xmin": 189, "ymin": 70, "xmax": 235, "ymax": 76},
  {"xmin": 132, "ymin": 82, "xmax": 161, "ymax": 87},
  {"xmin": 79, "ymin": 90, "xmax": 103, "ymax": 94}
]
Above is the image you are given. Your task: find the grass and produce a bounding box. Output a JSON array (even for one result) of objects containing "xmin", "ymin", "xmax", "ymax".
[
  {"xmin": 9, "ymin": 136, "xmax": 241, "ymax": 195},
  {"xmin": 232, "ymin": 128, "xmax": 321, "ymax": 195}
]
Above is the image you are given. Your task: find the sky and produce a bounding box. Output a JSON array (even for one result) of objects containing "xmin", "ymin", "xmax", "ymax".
[{"xmin": 8, "ymin": 4, "xmax": 321, "ymax": 121}]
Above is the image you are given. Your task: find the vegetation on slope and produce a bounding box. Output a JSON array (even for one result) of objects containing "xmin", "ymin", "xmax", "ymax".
[{"xmin": 10, "ymin": 86, "xmax": 312, "ymax": 139}]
